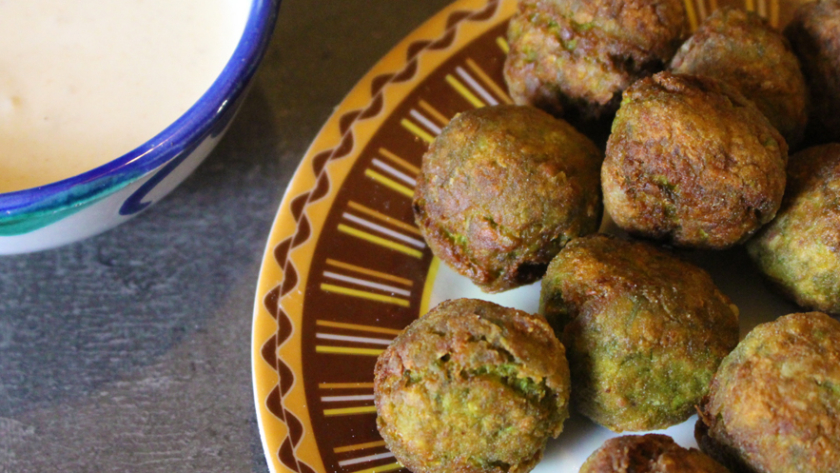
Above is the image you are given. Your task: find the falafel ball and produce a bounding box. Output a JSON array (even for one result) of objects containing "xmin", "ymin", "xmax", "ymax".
[
  {"xmin": 746, "ymin": 143, "xmax": 840, "ymax": 315},
  {"xmin": 413, "ymin": 105, "xmax": 603, "ymax": 293},
  {"xmin": 580, "ymin": 434, "xmax": 731, "ymax": 473},
  {"xmin": 540, "ymin": 234, "xmax": 739, "ymax": 432},
  {"xmin": 602, "ymin": 72, "xmax": 788, "ymax": 249},
  {"xmin": 374, "ymin": 298, "xmax": 571, "ymax": 473},
  {"xmin": 696, "ymin": 312, "xmax": 840, "ymax": 473},
  {"xmin": 503, "ymin": 0, "xmax": 687, "ymax": 120},
  {"xmin": 670, "ymin": 7, "xmax": 808, "ymax": 148},
  {"xmin": 785, "ymin": 0, "xmax": 840, "ymax": 142}
]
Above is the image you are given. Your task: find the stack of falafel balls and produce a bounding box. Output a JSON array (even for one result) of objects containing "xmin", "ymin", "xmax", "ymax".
[{"xmin": 373, "ymin": 1, "xmax": 840, "ymax": 472}]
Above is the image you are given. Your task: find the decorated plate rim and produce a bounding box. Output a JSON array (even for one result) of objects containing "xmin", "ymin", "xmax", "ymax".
[
  {"xmin": 251, "ymin": 0, "xmax": 804, "ymax": 471},
  {"xmin": 252, "ymin": 1, "xmax": 515, "ymax": 471}
]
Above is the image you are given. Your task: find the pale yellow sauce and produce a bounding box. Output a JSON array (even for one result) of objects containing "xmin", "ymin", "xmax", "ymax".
[{"xmin": 0, "ymin": 0, "xmax": 250, "ymax": 193}]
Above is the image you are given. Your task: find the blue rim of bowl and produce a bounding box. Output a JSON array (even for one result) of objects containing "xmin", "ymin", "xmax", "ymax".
[{"xmin": 0, "ymin": 0, "xmax": 281, "ymax": 222}]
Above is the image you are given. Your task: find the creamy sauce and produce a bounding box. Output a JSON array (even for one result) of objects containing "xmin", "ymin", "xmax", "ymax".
[{"xmin": 0, "ymin": 0, "xmax": 250, "ymax": 193}]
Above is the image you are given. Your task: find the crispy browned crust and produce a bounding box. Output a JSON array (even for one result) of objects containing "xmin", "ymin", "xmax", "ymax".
[
  {"xmin": 602, "ymin": 72, "xmax": 788, "ymax": 249},
  {"xmin": 693, "ymin": 416, "xmax": 756, "ymax": 473},
  {"xmin": 581, "ymin": 434, "xmax": 731, "ymax": 473},
  {"xmin": 785, "ymin": 0, "xmax": 840, "ymax": 143},
  {"xmin": 504, "ymin": 0, "xmax": 687, "ymax": 119},
  {"xmin": 374, "ymin": 299, "xmax": 570, "ymax": 473},
  {"xmin": 670, "ymin": 7, "xmax": 809, "ymax": 148},
  {"xmin": 540, "ymin": 234, "xmax": 739, "ymax": 432},
  {"xmin": 697, "ymin": 312, "xmax": 840, "ymax": 473},
  {"xmin": 413, "ymin": 105, "xmax": 603, "ymax": 293},
  {"xmin": 746, "ymin": 143, "xmax": 840, "ymax": 315}
]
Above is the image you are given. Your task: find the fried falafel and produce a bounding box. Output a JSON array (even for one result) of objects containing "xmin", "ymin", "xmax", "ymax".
[
  {"xmin": 696, "ymin": 312, "xmax": 840, "ymax": 473},
  {"xmin": 413, "ymin": 105, "xmax": 603, "ymax": 293},
  {"xmin": 602, "ymin": 72, "xmax": 788, "ymax": 249},
  {"xmin": 670, "ymin": 7, "xmax": 808, "ymax": 148},
  {"xmin": 540, "ymin": 234, "xmax": 739, "ymax": 432},
  {"xmin": 580, "ymin": 434, "xmax": 731, "ymax": 473},
  {"xmin": 374, "ymin": 298, "xmax": 570, "ymax": 473},
  {"xmin": 747, "ymin": 143, "xmax": 840, "ymax": 315},
  {"xmin": 785, "ymin": 0, "xmax": 840, "ymax": 143},
  {"xmin": 504, "ymin": 0, "xmax": 687, "ymax": 120}
]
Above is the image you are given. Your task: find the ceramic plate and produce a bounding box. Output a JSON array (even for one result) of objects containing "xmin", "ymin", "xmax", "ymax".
[{"xmin": 253, "ymin": 0, "xmax": 805, "ymax": 471}]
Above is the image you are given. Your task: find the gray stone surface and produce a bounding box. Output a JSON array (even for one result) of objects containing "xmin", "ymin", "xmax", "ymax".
[{"xmin": 0, "ymin": 1, "xmax": 451, "ymax": 471}]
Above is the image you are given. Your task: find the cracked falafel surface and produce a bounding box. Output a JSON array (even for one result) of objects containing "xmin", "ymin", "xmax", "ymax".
[
  {"xmin": 669, "ymin": 7, "xmax": 808, "ymax": 148},
  {"xmin": 374, "ymin": 298, "xmax": 570, "ymax": 473},
  {"xmin": 747, "ymin": 143, "xmax": 840, "ymax": 315},
  {"xmin": 785, "ymin": 0, "xmax": 840, "ymax": 142},
  {"xmin": 580, "ymin": 434, "xmax": 730, "ymax": 473},
  {"xmin": 602, "ymin": 72, "xmax": 788, "ymax": 249},
  {"xmin": 413, "ymin": 105, "xmax": 603, "ymax": 293},
  {"xmin": 696, "ymin": 312, "xmax": 840, "ymax": 473},
  {"xmin": 540, "ymin": 234, "xmax": 739, "ymax": 432},
  {"xmin": 504, "ymin": 0, "xmax": 687, "ymax": 119}
]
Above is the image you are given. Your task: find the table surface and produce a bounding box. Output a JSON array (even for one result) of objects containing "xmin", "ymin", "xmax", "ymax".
[{"xmin": 0, "ymin": 1, "xmax": 452, "ymax": 471}]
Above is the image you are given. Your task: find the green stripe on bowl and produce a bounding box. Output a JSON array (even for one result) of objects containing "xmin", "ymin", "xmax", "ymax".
[{"xmin": 0, "ymin": 199, "xmax": 100, "ymax": 236}]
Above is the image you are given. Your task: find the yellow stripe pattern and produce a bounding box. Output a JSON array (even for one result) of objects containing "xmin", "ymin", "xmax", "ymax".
[
  {"xmin": 334, "ymin": 440, "xmax": 387, "ymax": 454},
  {"xmin": 696, "ymin": 0, "xmax": 708, "ymax": 23},
  {"xmin": 326, "ymin": 257, "xmax": 414, "ymax": 286},
  {"xmin": 400, "ymin": 119, "xmax": 435, "ymax": 144},
  {"xmin": 319, "ymin": 382, "xmax": 375, "ymax": 390},
  {"xmin": 684, "ymin": 0, "xmax": 698, "ymax": 30},
  {"xmin": 417, "ymin": 101, "xmax": 450, "ymax": 127},
  {"xmin": 420, "ymin": 257, "xmax": 441, "ymax": 316},
  {"xmin": 364, "ymin": 169, "xmax": 416, "ymax": 198},
  {"xmin": 349, "ymin": 462, "xmax": 404, "ymax": 473},
  {"xmin": 496, "ymin": 36, "xmax": 509, "ymax": 54},
  {"xmin": 348, "ymin": 201, "xmax": 422, "ymax": 236},
  {"xmin": 315, "ymin": 345, "xmax": 385, "ymax": 356},
  {"xmin": 321, "ymin": 283, "xmax": 411, "ymax": 307},
  {"xmin": 323, "ymin": 406, "xmax": 378, "ymax": 416},
  {"xmin": 316, "ymin": 319, "xmax": 403, "ymax": 336},
  {"xmin": 337, "ymin": 224, "xmax": 421, "ymax": 258},
  {"xmin": 466, "ymin": 58, "xmax": 513, "ymax": 104},
  {"xmin": 445, "ymin": 74, "xmax": 484, "ymax": 108},
  {"xmin": 379, "ymin": 147, "xmax": 421, "ymax": 175}
]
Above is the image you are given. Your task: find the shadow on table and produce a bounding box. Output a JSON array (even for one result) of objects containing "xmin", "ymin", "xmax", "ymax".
[{"xmin": 0, "ymin": 81, "xmax": 285, "ymax": 418}]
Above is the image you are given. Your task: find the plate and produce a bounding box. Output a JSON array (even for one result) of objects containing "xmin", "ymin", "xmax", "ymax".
[{"xmin": 252, "ymin": 0, "xmax": 804, "ymax": 471}]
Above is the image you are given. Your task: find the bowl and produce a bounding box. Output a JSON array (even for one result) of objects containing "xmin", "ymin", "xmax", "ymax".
[{"xmin": 0, "ymin": 0, "xmax": 281, "ymax": 254}]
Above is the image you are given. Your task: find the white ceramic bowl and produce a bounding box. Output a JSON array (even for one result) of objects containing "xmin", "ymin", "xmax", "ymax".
[{"xmin": 0, "ymin": 0, "xmax": 280, "ymax": 254}]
